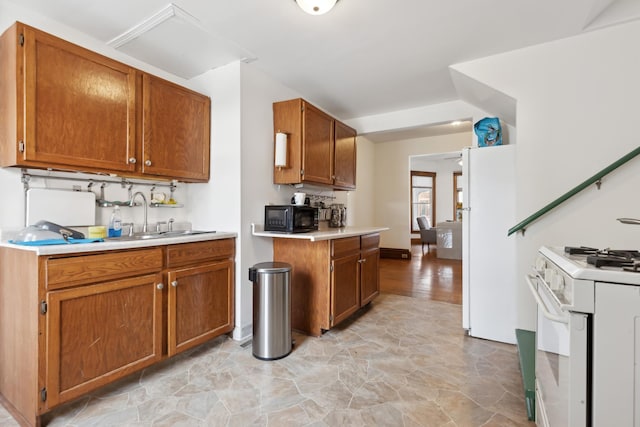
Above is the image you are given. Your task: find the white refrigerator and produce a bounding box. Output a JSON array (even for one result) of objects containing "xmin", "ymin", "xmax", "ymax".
[{"xmin": 462, "ymin": 144, "xmax": 517, "ymax": 344}]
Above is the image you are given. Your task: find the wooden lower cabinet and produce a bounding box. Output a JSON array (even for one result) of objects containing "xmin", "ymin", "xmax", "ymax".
[
  {"xmin": 360, "ymin": 234, "xmax": 380, "ymax": 306},
  {"xmin": 0, "ymin": 238, "xmax": 235, "ymax": 427},
  {"xmin": 45, "ymin": 274, "xmax": 163, "ymax": 407},
  {"xmin": 273, "ymin": 233, "xmax": 380, "ymax": 336},
  {"xmin": 167, "ymin": 260, "xmax": 234, "ymax": 356}
]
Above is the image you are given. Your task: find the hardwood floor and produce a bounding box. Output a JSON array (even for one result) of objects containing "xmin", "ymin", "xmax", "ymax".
[{"xmin": 379, "ymin": 242, "xmax": 462, "ymax": 304}]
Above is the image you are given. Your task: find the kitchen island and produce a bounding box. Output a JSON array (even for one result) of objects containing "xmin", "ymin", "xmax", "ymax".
[
  {"xmin": 252, "ymin": 224, "xmax": 388, "ymax": 336},
  {"xmin": 0, "ymin": 231, "xmax": 236, "ymax": 427}
]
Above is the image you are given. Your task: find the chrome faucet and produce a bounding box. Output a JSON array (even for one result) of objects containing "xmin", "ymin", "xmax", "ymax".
[{"xmin": 129, "ymin": 191, "xmax": 149, "ymax": 233}]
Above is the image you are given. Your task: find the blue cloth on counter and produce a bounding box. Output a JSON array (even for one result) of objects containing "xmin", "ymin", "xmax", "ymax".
[{"xmin": 9, "ymin": 238, "xmax": 104, "ymax": 246}]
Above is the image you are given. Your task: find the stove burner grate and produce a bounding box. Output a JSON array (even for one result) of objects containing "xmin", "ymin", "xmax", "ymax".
[
  {"xmin": 583, "ymin": 250, "xmax": 640, "ymax": 270},
  {"xmin": 565, "ymin": 246, "xmax": 599, "ymax": 255}
]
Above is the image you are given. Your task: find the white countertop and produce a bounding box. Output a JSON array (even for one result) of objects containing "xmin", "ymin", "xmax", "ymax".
[
  {"xmin": 0, "ymin": 231, "xmax": 237, "ymax": 256},
  {"xmin": 251, "ymin": 223, "xmax": 388, "ymax": 241}
]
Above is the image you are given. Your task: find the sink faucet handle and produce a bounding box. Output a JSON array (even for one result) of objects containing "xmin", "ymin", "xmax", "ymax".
[
  {"xmin": 121, "ymin": 222, "xmax": 134, "ymax": 237},
  {"xmin": 168, "ymin": 218, "xmax": 175, "ymax": 232},
  {"xmin": 155, "ymin": 221, "xmax": 167, "ymax": 232}
]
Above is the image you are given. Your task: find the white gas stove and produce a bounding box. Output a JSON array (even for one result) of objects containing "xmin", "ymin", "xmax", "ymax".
[{"xmin": 529, "ymin": 246, "xmax": 640, "ymax": 427}]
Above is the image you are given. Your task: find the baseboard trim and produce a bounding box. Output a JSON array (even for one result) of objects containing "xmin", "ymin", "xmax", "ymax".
[{"xmin": 380, "ymin": 247, "xmax": 411, "ymax": 260}]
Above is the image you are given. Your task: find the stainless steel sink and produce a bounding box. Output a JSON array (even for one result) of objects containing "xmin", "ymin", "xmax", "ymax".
[
  {"xmin": 159, "ymin": 230, "xmax": 216, "ymax": 237},
  {"xmin": 106, "ymin": 230, "xmax": 216, "ymax": 241}
]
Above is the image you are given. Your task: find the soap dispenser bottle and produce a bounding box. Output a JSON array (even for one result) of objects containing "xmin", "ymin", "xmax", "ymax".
[{"xmin": 108, "ymin": 206, "xmax": 122, "ymax": 237}]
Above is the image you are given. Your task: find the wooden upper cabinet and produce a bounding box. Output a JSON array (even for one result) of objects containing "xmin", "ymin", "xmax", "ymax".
[
  {"xmin": 273, "ymin": 98, "xmax": 357, "ymax": 189},
  {"xmin": 0, "ymin": 22, "xmax": 211, "ymax": 182},
  {"xmin": 302, "ymin": 103, "xmax": 334, "ymax": 185},
  {"xmin": 142, "ymin": 75, "xmax": 210, "ymax": 182},
  {"xmin": 333, "ymin": 120, "xmax": 357, "ymax": 189},
  {"xmin": 2, "ymin": 22, "xmax": 136, "ymax": 172}
]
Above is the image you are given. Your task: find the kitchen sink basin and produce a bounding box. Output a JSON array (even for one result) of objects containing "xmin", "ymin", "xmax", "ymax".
[
  {"xmin": 106, "ymin": 230, "xmax": 216, "ymax": 241},
  {"xmin": 159, "ymin": 230, "xmax": 216, "ymax": 237}
]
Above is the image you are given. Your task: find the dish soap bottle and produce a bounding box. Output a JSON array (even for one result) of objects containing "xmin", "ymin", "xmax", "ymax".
[{"xmin": 108, "ymin": 206, "xmax": 122, "ymax": 237}]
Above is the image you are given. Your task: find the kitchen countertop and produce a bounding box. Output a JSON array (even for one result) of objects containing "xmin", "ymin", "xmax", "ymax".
[
  {"xmin": 0, "ymin": 231, "xmax": 237, "ymax": 256},
  {"xmin": 251, "ymin": 223, "xmax": 388, "ymax": 241}
]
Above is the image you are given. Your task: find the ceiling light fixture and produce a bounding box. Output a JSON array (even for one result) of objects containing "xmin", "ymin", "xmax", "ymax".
[{"xmin": 295, "ymin": 0, "xmax": 338, "ymax": 15}]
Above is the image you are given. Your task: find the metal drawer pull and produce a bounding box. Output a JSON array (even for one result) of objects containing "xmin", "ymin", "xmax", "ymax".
[
  {"xmin": 171, "ymin": 280, "xmax": 178, "ymax": 287},
  {"xmin": 156, "ymin": 283, "xmax": 164, "ymax": 290}
]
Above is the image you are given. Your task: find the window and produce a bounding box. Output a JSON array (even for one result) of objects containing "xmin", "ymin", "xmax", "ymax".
[
  {"xmin": 453, "ymin": 172, "xmax": 463, "ymax": 221},
  {"xmin": 411, "ymin": 171, "xmax": 436, "ymax": 232}
]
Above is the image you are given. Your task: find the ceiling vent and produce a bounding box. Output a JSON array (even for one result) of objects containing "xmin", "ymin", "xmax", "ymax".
[{"xmin": 107, "ymin": 3, "xmax": 256, "ymax": 79}]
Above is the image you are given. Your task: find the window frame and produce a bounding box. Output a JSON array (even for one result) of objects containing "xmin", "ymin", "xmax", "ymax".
[
  {"xmin": 410, "ymin": 171, "xmax": 436, "ymax": 232},
  {"xmin": 453, "ymin": 171, "xmax": 462, "ymax": 221}
]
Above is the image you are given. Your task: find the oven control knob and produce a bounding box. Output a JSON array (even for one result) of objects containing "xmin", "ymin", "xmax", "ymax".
[{"xmin": 550, "ymin": 274, "xmax": 565, "ymax": 291}]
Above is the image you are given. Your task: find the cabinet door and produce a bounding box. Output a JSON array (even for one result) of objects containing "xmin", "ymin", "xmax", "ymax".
[
  {"xmin": 45, "ymin": 274, "xmax": 163, "ymax": 407},
  {"xmin": 302, "ymin": 103, "xmax": 334, "ymax": 185},
  {"xmin": 167, "ymin": 260, "xmax": 234, "ymax": 356},
  {"xmin": 142, "ymin": 74, "xmax": 211, "ymax": 182},
  {"xmin": 22, "ymin": 25, "xmax": 136, "ymax": 172},
  {"xmin": 331, "ymin": 252, "xmax": 361, "ymax": 327},
  {"xmin": 360, "ymin": 247, "xmax": 380, "ymax": 306},
  {"xmin": 333, "ymin": 120, "xmax": 357, "ymax": 189}
]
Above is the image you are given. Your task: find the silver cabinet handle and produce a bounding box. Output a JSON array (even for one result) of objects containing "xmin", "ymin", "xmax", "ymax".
[
  {"xmin": 145, "ymin": 160, "xmax": 152, "ymax": 166},
  {"xmin": 157, "ymin": 283, "xmax": 164, "ymax": 290},
  {"xmin": 129, "ymin": 157, "xmax": 137, "ymax": 164},
  {"xmin": 171, "ymin": 280, "xmax": 178, "ymax": 287}
]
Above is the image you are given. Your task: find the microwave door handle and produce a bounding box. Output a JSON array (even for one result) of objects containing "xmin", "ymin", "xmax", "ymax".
[
  {"xmin": 284, "ymin": 210, "xmax": 288, "ymax": 226},
  {"xmin": 525, "ymin": 274, "xmax": 569, "ymax": 324}
]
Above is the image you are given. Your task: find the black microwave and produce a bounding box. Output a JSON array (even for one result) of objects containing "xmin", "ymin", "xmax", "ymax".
[{"xmin": 264, "ymin": 205, "xmax": 318, "ymax": 233}]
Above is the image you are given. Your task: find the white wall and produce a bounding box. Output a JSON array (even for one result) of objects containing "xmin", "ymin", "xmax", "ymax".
[
  {"xmin": 452, "ymin": 19, "xmax": 640, "ymax": 330},
  {"xmin": 187, "ymin": 61, "xmax": 308, "ymax": 340},
  {"xmin": 347, "ymin": 136, "xmax": 376, "ymax": 227},
  {"xmin": 373, "ymin": 132, "xmax": 471, "ymax": 250}
]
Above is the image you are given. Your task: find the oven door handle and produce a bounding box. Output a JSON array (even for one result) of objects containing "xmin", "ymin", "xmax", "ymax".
[{"xmin": 525, "ymin": 274, "xmax": 569, "ymax": 324}]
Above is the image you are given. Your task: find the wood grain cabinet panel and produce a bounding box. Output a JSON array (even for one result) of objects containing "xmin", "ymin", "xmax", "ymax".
[
  {"xmin": 142, "ymin": 75, "xmax": 210, "ymax": 181},
  {"xmin": 273, "ymin": 233, "xmax": 380, "ymax": 336},
  {"xmin": 45, "ymin": 273, "xmax": 163, "ymax": 407},
  {"xmin": 301, "ymin": 103, "xmax": 334, "ymax": 185},
  {"xmin": 166, "ymin": 238, "xmax": 235, "ymax": 356},
  {"xmin": 0, "ymin": 22, "xmax": 211, "ymax": 182},
  {"xmin": 166, "ymin": 239, "xmax": 234, "ymax": 268},
  {"xmin": 333, "ymin": 120, "xmax": 357, "ymax": 189},
  {"xmin": 46, "ymin": 248, "xmax": 163, "ymax": 289},
  {"xmin": 273, "ymin": 98, "xmax": 357, "ymax": 189},
  {"xmin": 167, "ymin": 260, "xmax": 234, "ymax": 356},
  {"xmin": 1, "ymin": 22, "xmax": 136, "ymax": 173},
  {"xmin": 360, "ymin": 245, "xmax": 380, "ymax": 306},
  {"xmin": 330, "ymin": 252, "xmax": 360, "ymax": 326}
]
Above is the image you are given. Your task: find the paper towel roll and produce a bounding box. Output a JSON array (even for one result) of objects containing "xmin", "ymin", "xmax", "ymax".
[{"xmin": 275, "ymin": 132, "xmax": 287, "ymax": 167}]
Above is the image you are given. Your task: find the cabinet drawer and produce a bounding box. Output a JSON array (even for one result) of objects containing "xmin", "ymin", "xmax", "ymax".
[
  {"xmin": 332, "ymin": 237, "xmax": 360, "ymax": 258},
  {"xmin": 361, "ymin": 233, "xmax": 380, "ymax": 250},
  {"xmin": 166, "ymin": 239, "xmax": 235, "ymax": 268},
  {"xmin": 46, "ymin": 248, "xmax": 163, "ymax": 290}
]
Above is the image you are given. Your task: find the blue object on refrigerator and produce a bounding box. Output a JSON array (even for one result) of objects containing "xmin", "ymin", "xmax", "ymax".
[{"xmin": 474, "ymin": 117, "xmax": 502, "ymax": 147}]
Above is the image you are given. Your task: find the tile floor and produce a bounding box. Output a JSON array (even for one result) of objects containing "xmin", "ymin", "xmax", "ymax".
[{"xmin": 0, "ymin": 294, "xmax": 532, "ymax": 426}]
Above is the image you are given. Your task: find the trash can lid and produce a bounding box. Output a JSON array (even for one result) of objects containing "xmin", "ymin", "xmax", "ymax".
[{"xmin": 251, "ymin": 261, "xmax": 291, "ymax": 273}]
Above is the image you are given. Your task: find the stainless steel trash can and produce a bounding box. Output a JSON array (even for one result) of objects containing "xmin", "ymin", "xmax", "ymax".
[{"xmin": 249, "ymin": 262, "xmax": 292, "ymax": 360}]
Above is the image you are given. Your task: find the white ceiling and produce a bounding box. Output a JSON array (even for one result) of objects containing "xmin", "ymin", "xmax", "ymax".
[{"xmin": 8, "ymin": 0, "xmax": 640, "ymax": 128}]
